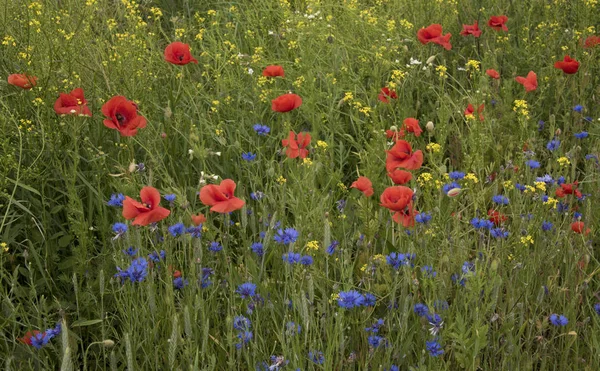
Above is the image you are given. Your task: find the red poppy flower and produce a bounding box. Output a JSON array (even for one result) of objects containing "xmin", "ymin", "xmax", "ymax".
[
  {"xmin": 350, "ymin": 176, "xmax": 374, "ymax": 197},
  {"xmin": 271, "ymin": 93, "xmax": 302, "ymax": 112},
  {"xmin": 123, "ymin": 186, "xmax": 171, "ymax": 226},
  {"xmin": 464, "ymin": 103, "xmax": 485, "ymax": 121},
  {"xmin": 488, "ymin": 209, "xmax": 507, "ymax": 226},
  {"xmin": 54, "ymin": 88, "xmax": 92, "ymax": 116},
  {"xmin": 487, "ymin": 15, "xmax": 508, "ymax": 31},
  {"xmin": 460, "ymin": 21, "xmax": 482, "ymax": 37},
  {"xmin": 571, "ymin": 221, "xmax": 590, "ymax": 235},
  {"xmin": 8, "ymin": 73, "xmax": 37, "ymax": 89},
  {"xmin": 191, "ymin": 213, "xmax": 206, "ymax": 226},
  {"xmin": 281, "ymin": 131, "xmax": 311, "ymax": 159},
  {"xmin": 386, "ymin": 129, "xmax": 402, "ymax": 142},
  {"xmin": 199, "ymin": 179, "xmax": 245, "ymax": 213},
  {"xmin": 554, "ymin": 55, "xmax": 579, "ymax": 74},
  {"xmin": 173, "ymin": 269, "xmax": 182, "ymax": 278},
  {"xmin": 18, "ymin": 330, "xmax": 41, "ymax": 346},
  {"xmin": 386, "ymin": 140, "xmax": 423, "ymax": 172},
  {"xmin": 515, "ymin": 71, "xmax": 538, "ymax": 92},
  {"xmin": 583, "ymin": 35, "xmax": 600, "ymax": 48},
  {"xmin": 378, "ymin": 87, "xmax": 398, "ymax": 103},
  {"xmin": 416, "ymin": 24, "xmax": 452, "ymax": 50},
  {"xmin": 387, "ymin": 169, "xmax": 413, "ymax": 185},
  {"xmin": 164, "ymin": 42, "xmax": 198, "ymax": 65},
  {"xmin": 555, "ymin": 182, "xmax": 582, "ymax": 199},
  {"xmin": 262, "ymin": 65, "xmax": 285, "ymax": 77},
  {"xmin": 402, "ymin": 118, "xmax": 422, "ymax": 137},
  {"xmin": 101, "ymin": 96, "xmax": 147, "ymax": 136},
  {"xmin": 486, "ymin": 69, "xmax": 500, "ymax": 79},
  {"xmin": 380, "ymin": 186, "xmax": 415, "ymax": 227}
]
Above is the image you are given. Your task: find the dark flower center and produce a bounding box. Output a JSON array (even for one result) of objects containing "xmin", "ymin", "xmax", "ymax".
[{"xmin": 116, "ymin": 113, "xmax": 126, "ymax": 125}]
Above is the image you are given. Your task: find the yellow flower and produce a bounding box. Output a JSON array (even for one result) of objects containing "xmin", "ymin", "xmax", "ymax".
[
  {"xmin": 465, "ymin": 173, "xmax": 479, "ymax": 183},
  {"xmin": 544, "ymin": 197, "xmax": 558, "ymax": 209},
  {"xmin": 417, "ymin": 172, "xmax": 433, "ymax": 186},
  {"xmin": 316, "ymin": 140, "xmax": 328, "ymax": 150},
  {"xmin": 360, "ymin": 264, "xmax": 368, "ymax": 272},
  {"xmin": 466, "ymin": 59, "xmax": 481, "ymax": 71},
  {"xmin": 276, "ymin": 175, "xmax": 287, "ymax": 185},
  {"xmin": 435, "ymin": 65, "xmax": 447, "ymax": 78},
  {"xmin": 426, "ymin": 143, "xmax": 441, "ymax": 153},
  {"xmin": 337, "ymin": 182, "xmax": 348, "ymax": 192},
  {"xmin": 1, "ymin": 242, "xmax": 8, "ymax": 252},
  {"xmin": 503, "ymin": 181, "xmax": 514, "ymax": 190},
  {"xmin": 343, "ymin": 92, "xmax": 354, "ymax": 102},
  {"xmin": 305, "ymin": 240, "xmax": 319, "ymax": 251},
  {"xmin": 557, "ymin": 157, "xmax": 571, "ymax": 167},
  {"xmin": 534, "ymin": 182, "xmax": 546, "ymax": 192},
  {"xmin": 524, "ymin": 185, "xmax": 536, "ymax": 194},
  {"xmin": 521, "ymin": 235, "xmax": 534, "ymax": 246},
  {"xmin": 302, "ymin": 158, "xmax": 313, "ymax": 166}
]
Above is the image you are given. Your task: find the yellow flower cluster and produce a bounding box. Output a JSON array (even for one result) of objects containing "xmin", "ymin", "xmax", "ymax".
[
  {"xmin": 466, "ymin": 59, "xmax": 481, "ymax": 71},
  {"xmin": 513, "ymin": 100, "xmax": 530, "ymax": 119},
  {"xmin": 316, "ymin": 140, "xmax": 328, "ymax": 150},
  {"xmin": 276, "ymin": 176, "xmax": 287, "ymax": 185},
  {"xmin": 436, "ymin": 65, "xmax": 448, "ymax": 78},
  {"xmin": 305, "ymin": 240, "xmax": 319, "ymax": 251},
  {"xmin": 521, "ymin": 235, "xmax": 534, "ymax": 246},
  {"xmin": 426, "ymin": 143, "xmax": 442, "ymax": 153},
  {"xmin": 465, "ymin": 173, "xmax": 479, "ymax": 183},
  {"xmin": 417, "ymin": 172, "xmax": 433, "ymax": 186},
  {"xmin": 557, "ymin": 157, "xmax": 570, "ymax": 167}
]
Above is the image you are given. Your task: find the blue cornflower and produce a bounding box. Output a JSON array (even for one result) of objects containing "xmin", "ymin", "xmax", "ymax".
[
  {"xmin": 414, "ymin": 303, "xmax": 429, "ymax": 317},
  {"xmin": 442, "ymin": 182, "xmax": 461, "ymax": 195},
  {"xmin": 148, "ymin": 250, "xmax": 166, "ymax": 263},
  {"xmin": 122, "ymin": 246, "xmax": 138, "ymax": 257},
  {"xmin": 573, "ymin": 105, "xmax": 584, "ymax": 113},
  {"xmin": 515, "ymin": 183, "xmax": 526, "ymax": 192},
  {"xmin": 490, "ymin": 228, "xmax": 509, "ymax": 239},
  {"xmin": 326, "ymin": 240, "xmax": 339, "ymax": 255},
  {"xmin": 259, "ymin": 231, "xmax": 266, "ymax": 239},
  {"xmin": 282, "ymin": 252, "xmax": 301, "ymax": 264},
  {"xmin": 115, "ymin": 257, "xmax": 148, "ymax": 283},
  {"xmin": 164, "ymin": 194, "xmax": 176, "ymax": 202},
  {"xmin": 336, "ymin": 199, "xmax": 346, "ymax": 213},
  {"xmin": 173, "ymin": 277, "xmax": 189, "ymax": 290},
  {"xmin": 426, "ymin": 313, "xmax": 444, "ymax": 335},
  {"xmin": 253, "ymin": 124, "xmax": 270, "ymax": 136},
  {"xmin": 273, "ymin": 228, "xmax": 299, "ymax": 245},
  {"xmin": 541, "ymin": 221, "xmax": 554, "ymax": 231},
  {"xmin": 470, "ymin": 218, "xmax": 494, "ymax": 230},
  {"xmin": 536, "ymin": 174, "xmax": 554, "ymax": 185},
  {"xmin": 337, "ymin": 290, "xmax": 365, "ymax": 309},
  {"xmin": 526, "ymin": 160, "xmax": 540, "ymax": 169},
  {"xmin": 186, "ymin": 225, "xmax": 202, "ymax": 238},
  {"xmin": 557, "ymin": 176, "xmax": 566, "ymax": 185},
  {"xmin": 236, "ymin": 283, "xmax": 257, "ymax": 299},
  {"xmin": 168, "ymin": 223, "xmax": 185, "ymax": 237},
  {"xmin": 557, "ymin": 202, "xmax": 569, "ymax": 213},
  {"xmin": 549, "ymin": 314, "xmax": 568, "ymax": 326},
  {"xmin": 546, "ymin": 139, "xmax": 560, "ymax": 151},
  {"xmin": 584, "ymin": 116, "xmax": 593, "ymax": 122},
  {"xmin": 594, "ymin": 303, "xmax": 600, "ymax": 316},
  {"xmin": 242, "ymin": 152, "xmax": 257, "ymax": 161},
  {"xmin": 573, "ymin": 212, "xmax": 582, "ymax": 220},
  {"xmin": 415, "ymin": 212, "xmax": 432, "ymax": 224},
  {"xmin": 299, "ymin": 255, "xmax": 313, "ymax": 266},
  {"xmin": 250, "ymin": 191, "xmax": 265, "ymax": 201},
  {"xmin": 208, "ymin": 241, "xmax": 223, "ymax": 252},
  {"xmin": 365, "ymin": 319, "xmax": 384, "ymax": 333},
  {"xmin": 434, "ymin": 300, "xmax": 450, "ymax": 311},
  {"xmin": 575, "ymin": 131, "xmax": 589, "ymax": 139},
  {"xmin": 492, "ymin": 195, "xmax": 509, "ymax": 205},
  {"xmin": 426, "ymin": 339, "xmax": 445, "ymax": 357},
  {"xmin": 385, "ymin": 366, "xmax": 400, "ymax": 371},
  {"xmin": 462, "ymin": 261, "xmax": 475, "ymax": 275},
  {"xmin": 235, "ymin": 331, "xmax": 253, "ymax": 349},
  {"xmin": 421, "ymin": 265, "xmax": 437, "ymax": 278},
  {"xmin": 45, "ymin": 323, "xmax": 61, "ymax": 339},
  {"xmin": 308, "ymin": 350, "xmax": 325, "ymax": 364},
  {"xmin": 538, "ymin": 120, "xmax": 545, "ymax": 131},
  {"xmin": 233, "ymin": 316, "xmax": 251, "ymax": 331},
  {"xmin": 112, "ymin": 223, "xmax": 128, "ymax": 239},
  {"xmin": 200, "ymin": 267, "xmax": 213, "ymax": 288},
  {"xmin": 363, "ymin": 293, "xmax": 377, "ymax": 306},
  {"xmin": 448, "ymin": 171, "xmax": 465, "ymax": 180},
  {"xmin": 30, "ymin": 332, "xmax": 50, "ymax": 349},
  {"xmin": 386, "ymin": 252, "xmax": 408, "ymax": 269},
  {"xmin": 251, "ymin": 242, "xmax": 264, "ymax": 257},
  {"xmin": 368, "ymin": 335, "xmax": 387, "ymax": 348},
  {"xmin": 285, "ymin": 321, "xmax": 301, "ymax": 336},
  {"xmin": 107, "ymin": 193, "xmax": 125, "ymax": 207}
]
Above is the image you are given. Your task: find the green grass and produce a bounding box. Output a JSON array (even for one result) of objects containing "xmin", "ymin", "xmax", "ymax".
[{"xmin": 1, "ymin": 0, "xmax": 600, "ymax": 369}]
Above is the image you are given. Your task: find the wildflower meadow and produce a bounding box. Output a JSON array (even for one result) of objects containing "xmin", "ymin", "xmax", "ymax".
[{"xmin": 2, "ymin": 0, "xmax": 600, "ymax": 369}]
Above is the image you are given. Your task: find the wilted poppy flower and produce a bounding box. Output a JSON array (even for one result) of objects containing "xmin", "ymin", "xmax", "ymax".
[
  {"xmin": 460, "ymin": 22, "xmax": 482, "ymax": 37},
  {"xmin": 102, "ymin": 96, "xmax": 147, "ymax": 136},
  {"xmin": 54, "ymin": 88, "xmax": 92, "ymax": 116},
  {"xmin": 262, "ymin": 65, "xmax": 285, "ymax": 77},
  {"xmin": 487, "ymin": 15, "xmax": 508, "ymax": 31},
  {"xmin": 402, "ymin": 118, "xmax": 422, "ymax": 137},
  {"xmin": 282, "ymin": 131, "xmax": 311, "ymax": 159},
  {"xmin": 488, "ymin": 209, "xmax": 507, "ymax": 226},
  {"xmin": 582, "ymin": 35, "xmax": 600, "ymax": 48},
  {"xmin": 380, "ymin": 186, "xmax": 415, "ymax": 227},
  {"xmin": 571, "ymin": 221, "xmax": 590, "ymax": 235},
  {"xmin": 486, "ymin": 69, "xmax": 500, "ymax": 79},
  {"xmin": 386, "ymin": 140, "xmax": 424, "ymax": 172},
  {"xmin": 350, "ymin": 176, "xmax": 374, "ymax": 197},
  {"xmin": 8, "ymin": 73, "xmax": 37, "ymax": 89},
  {"xmin": 18, "ymin": 330, "xmax": 41, "ymax": 346},
  {"xmin": 123, "ymin": 186, "xmax": 171, "ymax": 226},
  {"xmin": 388, "ymin": 169, "xmax": 413, "ymax": 185},
  {"xmin": 515, "ymin": 71, "xmax": 538, "ymax": 92},
  {"xmin": 191, "ymin": 213, "xmax": 206, "ymax": 226},
  {"xmin": 271, "ymin": 93, "xmax": 302, "ymax": 112},
  {"xmin": 417, "ymin": 24, "xmax": 452, "ymax": 50},
  {"xmin": 378, "ymin": 87, "xmax": 398, "ymax": 103},
  {"xmin": 464, "ymin": 103, "xmax": 485, "ymax": 121},
  {"xmin": 199, "ymin": 179, "xmax": 245, "ymax": 213},
  {"xmin": 164, "ymin": 41, "xmax": 198, "ymax": 65},
  {"xmin": 554, "ymin": 55, "xmax": 579, "ymax": 74}
]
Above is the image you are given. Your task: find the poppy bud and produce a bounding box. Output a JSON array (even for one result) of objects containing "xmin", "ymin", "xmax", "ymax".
[
  {"xmin": 128, "ymin": 161, "xmax": 137, "ymax": 173},
  {"xmin": 389, "ymin": 125, "xmax": 398, "ymax": 132},
  {"xmin": 426, "ymin": 121, "xmax": 435, "ymax": 132},
  {"xmin": 426, "ymin": 55, "xmax": 436, "ymax": 65},
  {"xmin": 447, "ymin": 188, "xmax": 462, "ymax": 197},
  {"xmin": 103, "ymin": 340, "xmax": 115, "ymax": 347},
  {"xmin": 164, "ymin": 106, "xmax": 172, "ymax": 119},
  {"xmin": 555, "ymin": 128, "xmax": 561, "ymax": 136},
  {"xmin": 161, "ymin": 132, "xmax": 167, "ymax": 138}
]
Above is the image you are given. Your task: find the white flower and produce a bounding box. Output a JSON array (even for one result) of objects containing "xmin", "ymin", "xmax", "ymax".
[
  {"xmin": 247, "ymin": 68, "xmax": 254, "ymax": 75},
  {"xmin": 409, "ymin": 57, "xmax": 422, "ymax": 65}
]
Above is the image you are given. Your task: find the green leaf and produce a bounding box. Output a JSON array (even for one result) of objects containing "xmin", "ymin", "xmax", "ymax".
[{"xmin": 71, "ymin": 319, "xmax": 103, "ymax": 327}]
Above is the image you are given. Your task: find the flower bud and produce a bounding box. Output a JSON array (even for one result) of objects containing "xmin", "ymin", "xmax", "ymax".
[
  {"xmin": 426, "ymin": 121, "xmax": 434, "ymax": 132},
  {"xmin": 103, "ymin": 339, "xmax": 115, "ymax": 347}
]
